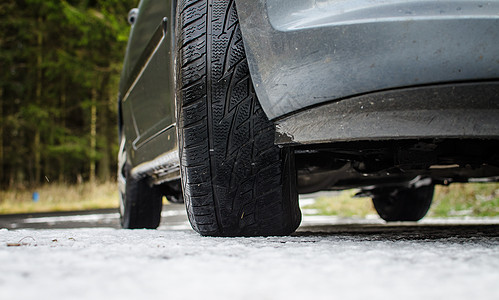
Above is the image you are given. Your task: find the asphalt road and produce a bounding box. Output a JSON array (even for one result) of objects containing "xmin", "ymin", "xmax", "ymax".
[
  {"xmin": 0, "ymin": 204, "xmax": 189, "ymax": 230},
  {"xmin": 2, "ymin": 203, "xmax": 499, "ymax": 240}
]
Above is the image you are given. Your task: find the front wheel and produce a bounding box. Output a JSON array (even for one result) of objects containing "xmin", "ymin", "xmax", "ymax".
[
  {"xmin": 176, "ymin": 0, "xmax": 301, "ymax": 236},
  {"xmin": 372, "ymin": 185, "xmax": 434, "ymax": 222}
]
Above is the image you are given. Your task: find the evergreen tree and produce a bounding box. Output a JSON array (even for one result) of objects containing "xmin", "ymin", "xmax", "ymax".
[{"xmin": 0, "ymin": 0, "xmax": 137, "ymax": 187}]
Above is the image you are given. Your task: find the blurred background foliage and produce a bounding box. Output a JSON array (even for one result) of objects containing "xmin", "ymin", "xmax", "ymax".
[
  {"xmin": 0, "ymin": 0, "xmax": 138, "ymax": 188},
  {"xmin": 0, "ymin": 1, "xmax": 497, "ymax": 217}
]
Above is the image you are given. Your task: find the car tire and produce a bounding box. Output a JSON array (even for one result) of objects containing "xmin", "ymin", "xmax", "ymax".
[
  {"xmin": 120, "ymin": 166, "xmax": 163, "ymax": 229},
  {"xmin": 372, "ymin": 185, "xmax": 434, "ymax": 222},
  {"xmin": 176, "ymin": 0, "xmax": 301, "ymax": 236}
]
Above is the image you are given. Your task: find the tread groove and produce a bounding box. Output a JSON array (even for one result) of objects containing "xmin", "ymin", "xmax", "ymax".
[
  {"xmin": 180, "ymin": 0, "xmax": 204, "ymax": 14},
  {"xmin": 205, "ymin": 0, "xmax": 224, "ymax": 233},
  {"xmin": 181, "ymin": 74, "xmax": 206, "ymax": 92}
]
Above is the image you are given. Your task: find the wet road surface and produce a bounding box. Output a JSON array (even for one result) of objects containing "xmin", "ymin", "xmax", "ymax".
[
  {"xmin": 2, "ymin": 204, "xmax": 499, "ymax": 240},
  {"xmin": 0, "ymin": 204, "xmax": 188, "ymax": 230}
]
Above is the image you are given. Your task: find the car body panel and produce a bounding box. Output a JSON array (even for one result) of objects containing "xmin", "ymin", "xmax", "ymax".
[
  {"xmin": 235, "ymin": 0, "xmax": 499, "ymax": 120},
  {"xmin": 119, "ymin": 0, "xmax": 178, "ymax": 175},
  {"xmin": 119, "ymin": 0, "xmax": 171, "ymax": 94},
  {"xmin": 275, "ymin": 82, "xmax": 499, "ymax": 144}
]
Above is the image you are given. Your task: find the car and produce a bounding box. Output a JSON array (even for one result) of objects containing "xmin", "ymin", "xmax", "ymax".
[{"xmin": 118, "ymin": 0, "xmax": 499, "ymax": 236}]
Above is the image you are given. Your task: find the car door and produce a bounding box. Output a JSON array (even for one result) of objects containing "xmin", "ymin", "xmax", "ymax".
[{"xmin": 119, "ymin": 0, "xmax": 177, "ymax": 169}]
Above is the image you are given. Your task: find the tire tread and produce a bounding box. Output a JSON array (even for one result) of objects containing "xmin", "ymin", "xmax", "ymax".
[{"xmin": 177, "ymin": 0, "xmax": 301, "ymax": 236}]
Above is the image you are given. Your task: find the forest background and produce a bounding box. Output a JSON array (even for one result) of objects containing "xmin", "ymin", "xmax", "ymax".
[
  {"xmin": 0, "ymin": 0, "xmax": 497, "ymax": 216},
  {"xmin": 1, "ymin": 0, "xmax": 137, "ymax": 189}
]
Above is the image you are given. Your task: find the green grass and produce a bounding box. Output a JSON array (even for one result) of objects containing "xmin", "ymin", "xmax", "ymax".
[
  {"xmin": 0, "ymin": 182, "xmax": 119, "ymax": 214},
  {"xmin": 303, "ymin": 183, "xmax": 499, "ymax": 218}
]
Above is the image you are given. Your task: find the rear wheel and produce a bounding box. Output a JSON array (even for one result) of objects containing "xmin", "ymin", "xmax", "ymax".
[
  {"xmin": 118, "ymin": 146, "xmax": 162, "ymax": 229},
  {"xmin": 372, "ymin": 185, "xmax": 434, "ymax": 222},
  {"xmin": 120, "ymin": 175, "xmax": 163, "ymax": 229},
  {"xmin": 176, "ymin": 0, "xmax": 301, "ymax": 236}
]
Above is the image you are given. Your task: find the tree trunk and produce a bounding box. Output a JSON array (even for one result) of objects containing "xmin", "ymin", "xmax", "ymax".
[
  {"xmin": 34, "ymin": 16, "xmax": 43, "ymax": 185},
  {"xmin": 89, "ymin": 88, "xmax": 97, "ymax": 184},
  {"xmin": 0, "ymin": 86, "xmax": 3, "ymax": 185},
  {"xmin": 98, "ymin": 73, "xmax": 111, "ymax": 182},
  {"xmin": 59, "ymin": 78, "xmax": 66, "ymax": 182}
]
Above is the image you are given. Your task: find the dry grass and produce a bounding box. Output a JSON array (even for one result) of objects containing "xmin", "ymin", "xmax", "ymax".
[
  {"xmin": 0, "ymin": 182, "xmax": 119, "ymax": 214},
  {"xmin": 430, "ymin": 183, "xmax": 499, "ymax": 217},
  {"xmin": 2, "ymin": 181, "xmax": 498, "ymax": 217},
  {"xmin": 303, "ymin": 182, "xmax": 499, "ymax": 218},
  {"xmin": 304, "ymin": 190, "xmax": 375, "ymax": 217}
]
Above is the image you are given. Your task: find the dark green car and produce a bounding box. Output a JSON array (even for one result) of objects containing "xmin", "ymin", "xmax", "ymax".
[{"xmin": 118, "ymin": 0, "xmax": 499, "ymax": 236}]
